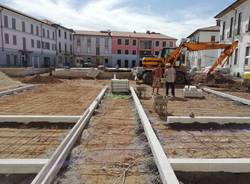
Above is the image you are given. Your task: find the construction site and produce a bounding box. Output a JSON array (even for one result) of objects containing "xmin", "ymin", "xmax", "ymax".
[{"xmin": 0, "ymin": 0, "xmax": 250, "ymax": 183}]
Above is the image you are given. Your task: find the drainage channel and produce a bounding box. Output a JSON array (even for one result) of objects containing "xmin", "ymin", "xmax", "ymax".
[{"xmin": 54, "ymin": 92, "xmax": 161, "ymax": 183}]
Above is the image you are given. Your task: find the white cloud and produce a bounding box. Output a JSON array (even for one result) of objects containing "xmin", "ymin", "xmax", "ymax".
[{"xmin": 4, "ymin": 0, "xmax": 215, "ymax": 41}]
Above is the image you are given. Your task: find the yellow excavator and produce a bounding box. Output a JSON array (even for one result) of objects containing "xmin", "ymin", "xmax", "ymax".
[{"xmin": 138, "ymin": 40, "xmax": 238, "ymax": 84}]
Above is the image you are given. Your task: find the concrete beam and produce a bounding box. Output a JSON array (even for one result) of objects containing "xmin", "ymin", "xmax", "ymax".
[
  {"xmin": 0, "ymin": 85, "xmax": 34, "ymax": 97},
  {"xmin": 31, "ymin": 86, "xmax": 108, "ymax": 184},
  {"xmin": 0, "ymin": 159, "xmax": 48, "ymax": 174},
  {"xmin": 203, "ymin": 88, "xmax": 250, "ymax": 106},
  {"xmin": 131, "ymin": 87, "xmax": 179, "ymax": 184},
  {"xmin": 170, "ymin": 158, "xmax": 250, "ymax": 173},
  {"xmin": 167, "ymin": 116, "xmax": 250, "ymax": 124},
  {"xmin": 0, "ymin": 115, "xmax": 80, "ymax": 123}
]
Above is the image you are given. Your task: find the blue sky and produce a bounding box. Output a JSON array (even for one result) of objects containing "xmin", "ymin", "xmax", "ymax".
[{"xmin": 0, "ymin": 0, "xmax": 235, "ymax": 40}]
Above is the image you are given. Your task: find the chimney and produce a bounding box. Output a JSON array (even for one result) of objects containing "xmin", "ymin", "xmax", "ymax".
[{"xmin": 216, "ymin": 20, "xmax": 221, "ymax": 27}]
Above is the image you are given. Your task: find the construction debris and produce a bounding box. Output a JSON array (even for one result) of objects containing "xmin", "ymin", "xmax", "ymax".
[{"xmin": 111, "ymin": 79, "xmax": 129, "ymax": 93}]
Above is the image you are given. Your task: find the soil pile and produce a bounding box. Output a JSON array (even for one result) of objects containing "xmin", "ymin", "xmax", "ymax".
[
  {"xmin": 192, "ymin": 72, "xmax": 242, "ymax": 89},
  {"xmin": 21, "ymin": 75, "xmax": 62, "ymax": 84},
  {"xmin": 0, "ymin": 71, "xmax": 23, "ymax": 91}
]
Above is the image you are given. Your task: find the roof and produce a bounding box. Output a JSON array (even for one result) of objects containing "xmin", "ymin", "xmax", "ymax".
[
  {"xmin": 111, "ymin": 31, "xmax": 176, "ymax": 40},
  {"xmin": 187, "ymin": 26, "xmax": 220, "ymax": 38},
  {"xmin": 215, "ymin": 0, "xmax": 247, "ymax": 18},
  {"xmin": 74, "ymin": 30, "xmax": 177, "ymax": 40},
  {"xmin": 42, "ymin": 19, "xmax": 74, "ymax": 32},
  {"xmin": 0, "ymin": 4, "xmax": 52, "ymax": 27},
  {"xmin": 74, "ymin": 30, "xmax": 111, "ymax": 37}
]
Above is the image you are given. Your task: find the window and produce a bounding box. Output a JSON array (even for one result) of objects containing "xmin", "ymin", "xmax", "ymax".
[
  {"xmin": 211, "ymin": 35, "xmax": 216, "ymax": 42},
  {"xmin": 155, "ymin": 51, "xmax": 159, "ymax": 56},
  {"xmin": 234, "ymin": 48, "xmax": 238, "ymax": 65},
  {"xmin": 36, "ymin": 26, "xmax": 39, "ymax": 36},
  {"xmin": 58, "ymin": 29, "xmax": 61, "ymax": 37},
  {"xmin": 37, "ymin": 40, "xmax": 41, "ymax": 48},
  {"xmin": 105, "ymin": 58, "xmax": 109, "ymax": 65},
  {"xmin": 31, "ymin": 39, "xmax": 34, "ymax": 48},
  {"xmin": 237, "ymin": 12, "xmax": 242, "ymax": 35},
  {"xmin": 117, "ymin": 60, "xmax": 121, "ymax": 67},
  {"xmin": 12, "ymin": 18, "xmax": 16, "ymax": 29},
  {"xmin": 125, "ymin": 39, "xmax": 129, "ymax": 45},
  {"xmin": 222, "ymin": 22, "xmax": 226, "ymax": 40},
  {"xmin": 132, "ymin": 39, "xmax": 137, "ymax": 46},
  {"xmin": 170, "ymin": 41, "xmax": 174, "ymax": 47},
  {"xmin": 117, "ymin": 50, "xmax": 121, "ymax": 54},
  {"xmin": 42, "ymin": 41, "xmax": 44, "ymax": 49},
  {"xmin": 4, "ymin": 15, "xmax": 8, "ymax": 28},
  {"xmin": 77, "ymin": 38, "xmax": 81, "ymax": 47},
  {"xmin": 6, "ymin": 55, "xmax": 10, "ymax": 66},
  {"xmin": 45, "ymin": 42, "xmax": 50, "ymax": 50},
  {"xmin": 52, "ymin": 32, "xmax": 55, "ymax": 40},
  {"xmin": 47, "ymin": 30, "xmax": 50, "ymax": 38},
  {"xmin": 162, "ymin": 41, "xmax": 166, "ymax": 47},
  {"xmin": 132, "ymin": 50, "xmax": 136, "ymax": 55},
  {"xmin": 65, "ymin": 44, "xmax": 67, "ymax": 52},
  {"xmin": 70, "ymin": 34, "xmax": 72, "ymax": 41},
  {"xmin": 245, "ymin": 46, "xmax": 250, "ymax": 65},
  {"xmin": 22, "ymin": 37, "xmax": 26, "ymax": 50},
  {"xmin": 22, "ymin": 21, "xmax": 25, "ymax": 32},
  {"xmin": 87, "ymin": 37, "xmax": 91, "ymax": 47},
  {"xmin": 96, "ymin": 37, "xmax": 100, "ymax": 45},
  {"xmin": 132, "ymin": 60, "xmax": 136, "ymax": 67},
  {"xmin": 155, "ymin": 41, "xmax": 159, "ymax": 47},
  {"xmin": 125, "ymin": 50, "xmax": 129, "ymax": 55},
  {"xmin": 64, "ymin": 32, "xmax": 67, "ymax": 39},
  {"xmin": 59, "ymin": 42, "xmax": 61, "ymax": 52},
  {"xmin": 117, "ymin": 39, "xmax": 122, "ymax": 45},
  {"xmin": 105, "ymin": 38, "xmax": 109, "ymax": 49},
  {"xmin": 96, "ymin": 47, "xmax": 100, "ymax": 55},
  {"xmin": 4, "ymin": 33, "xmax": 9, "ymax": 44},
  {"xmin": 43, "ymin": 28, "xmax": 45, "ymax": 37},
  {"xmin": 70, "ymin": 45, "xmax": 72, "ymax": 54},
  {"xmin": 13, "ymin": 35, "xmax": 17, "ymax": 45},
  {"xmin": 125, "ymin": 60, "xmax": 129, "ymax": 68},
  {"xmin": 229, "ymin": 17, "xmax": 233, "ymax": 38},
  {"xmin": 31, "ymin": 24, "xmax": 34, "ymax": 34}
]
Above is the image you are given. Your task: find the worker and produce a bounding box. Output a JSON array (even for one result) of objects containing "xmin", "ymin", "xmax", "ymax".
[
  {"xmin": 152, "ymin": 64, "xmax": 163, "ymax": 95},
  {"xmin": 165, "ymin": 64, "xmax": 176, "ymax": 97}
]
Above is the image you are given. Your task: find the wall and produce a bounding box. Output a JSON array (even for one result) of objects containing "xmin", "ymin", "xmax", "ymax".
[{"xmin": 218, "ymin": 0, "xmax": 250, "ymax": 76}]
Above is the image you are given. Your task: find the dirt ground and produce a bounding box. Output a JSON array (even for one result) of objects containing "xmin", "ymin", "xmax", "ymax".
[
  {"xmin": 0, "ymin": 123, "xmax": 71, "ymax": 159},
  {"xmin": 0, "ymin": 79, "xmax": 107, "ymax": 115},
  {"xmin": 140, "ymin": 86, "xmax": 250, "ymax": 117},
  {"xmin": 138, "ymin": 85, "xmax": 250, "ymax": 159},
  {"xmin": 0, "ymin": 72, "xmax": 23, "ymax": 91},
  {"xmin": 54, "ymin": 95, "xmax": 159, "ymax": 184}
]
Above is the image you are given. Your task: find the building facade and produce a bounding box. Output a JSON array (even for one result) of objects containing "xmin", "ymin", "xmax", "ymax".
[
  {"xmin": 187, "ymin": 26, "xmax": 220, "ymax": 70},
  {"xmin": 111, "ymin": 31, "xmax": 177, "ymax": 68},
  {"xmin": 215, "ymin": 0, "xmax": 250, "ymax": 76},
  {"xmin": 73, "ymin": 31, "xmax": 112, "ymax": 67},
  {"xmin": 0, "ymin": 5, "xmax": 56, "ymax": 68}
]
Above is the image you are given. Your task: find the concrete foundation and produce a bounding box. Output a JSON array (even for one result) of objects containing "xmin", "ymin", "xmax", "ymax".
[{"xmin": 167, "ymin": 116, "xmax": 250, "ymax": 124}]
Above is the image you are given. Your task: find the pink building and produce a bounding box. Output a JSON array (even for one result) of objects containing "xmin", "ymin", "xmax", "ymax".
[{"xmin": 111, "ymin": 31, "xmax": 177, "ymax": 67}]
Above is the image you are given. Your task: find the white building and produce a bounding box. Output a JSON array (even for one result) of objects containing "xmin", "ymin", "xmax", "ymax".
[
  {"xmin": 73, "ymin": 31, "xmax": 112, "ymax": 67},
  {"xmin": 48, "ymin": 22, "xmax": 74, "ymax": 67},
  {"xmin": 187, "ymin": 25, "xmax": 220, "ymax": 70},
  {"xmin": 215, "ymin": 0, "xmax": 250, "ymax": 76},
  {"xmin": 0, "ymin": 5, "xmax": 56, "ymax": 68}
]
